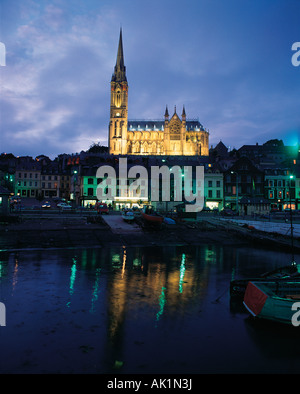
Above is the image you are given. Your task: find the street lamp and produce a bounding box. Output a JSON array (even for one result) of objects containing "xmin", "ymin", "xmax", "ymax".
[
  {"xmin": 73, "ymin": 170, "xmax": 78, "ymax": 206},
  {"xmin": 289, "ymin": 175, "xmax": 295, "ymax": 263},
  {"xmin": 231, "ymin": 171, "xmax": 239, "ymax": 214}
]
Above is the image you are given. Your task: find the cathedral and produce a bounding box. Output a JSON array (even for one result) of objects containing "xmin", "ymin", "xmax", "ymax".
[{"xmin": 109, "ymin": 29, "xmax": 209, "ymax": 156}]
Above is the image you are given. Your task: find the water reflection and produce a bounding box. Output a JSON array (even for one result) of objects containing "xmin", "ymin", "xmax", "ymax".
[
  {"xmin": 156, "ymin": 286, "xmax": 166, "ymax": 324},
  {"xmin": 90, "ymin": 268, "xmax": 101, "ymax": 314},
  {"xmin": 0, "ymin": 244, "xmax": 299, "ymax": 373},
  {"xmin": 179, "ymin": 253, "xmax": 186, "ymax": 294},
  {"xmin": 69, "ymin": 257, "xmax": 77, "ymax": 296}
]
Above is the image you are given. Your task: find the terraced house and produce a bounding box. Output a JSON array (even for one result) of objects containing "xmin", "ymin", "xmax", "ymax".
[{"xmin": 15, "ymin": 157, "xmax": 41, "ymax": 198}]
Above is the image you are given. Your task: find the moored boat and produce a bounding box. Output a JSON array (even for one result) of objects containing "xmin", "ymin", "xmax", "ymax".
[
  {"xmin": 142, "ymin": 206, "xmax": 163, "ymax": 224},
  {"xmin": 230, "ymin": 209, "xmax": 299, "ymax": 298},
  {"xmin": 243, "ymin": 279, "xmax": 300, "ymax": 326},
  {"xmin": 230, "ymin": 264, "xmax": 300, "ymax": 297}
]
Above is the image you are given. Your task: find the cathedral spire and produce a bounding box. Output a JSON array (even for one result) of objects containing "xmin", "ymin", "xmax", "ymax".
[
  {"xmin": 112, "ymin": 28, "xmax": 127, "ymax": 82},
  {"xmin": 164, "ymin": 105, "xmax": 169, "ymax": 118}
]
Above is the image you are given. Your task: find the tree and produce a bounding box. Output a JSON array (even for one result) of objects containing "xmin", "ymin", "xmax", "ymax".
[
  {"xmin": 263, "ymin": 139, "xmax": 284, "ymax": 147},
  {"xmin": 88, "ymin": 143, "xmax": 108, "ymax": 153}
]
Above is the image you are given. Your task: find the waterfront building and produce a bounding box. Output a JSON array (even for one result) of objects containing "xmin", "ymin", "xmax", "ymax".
[
  {"xmin": 40, "ymin": 162, "xmax": 60, "ymax": 199},
  {"xmin": 223, "ymin": 157, "xmax": 265, "ymax": 214},
  {"xmin": 0, "ymin": 166, "xmax": 14, "ymax": 193},
  {"xmin": 59, "ymin": 173, "xmax": 71, "ymax": 201},
  {"xmin": 204, "ymin": 166, "xmax": 224, "ymax": 211},
  {"xmin": 238, "ymin": 196, "xmax": 270, "ymax": 216},
  {"xmin": 264, "ymin": 168, "xmax": 296, "ymax": 211},
  {"xmin": 80, "ymin": 167, "xmax": 99, "ymax": 208},
  {"xmin": 238, "ymin": 139, "xmax": 298, "ymax": 167},
  {"xmin": 0, "ymin": 185, "xmax": 10, "ymax": 215},
  {"xmin": 296, "ymin": 176, "xmax": 300, "ymax": 210},
  {"xmin": 80, "ymin": 155, "xmax": 212, "ymax": 212},
  {"xmin": 80, "ymin": 160, "xmax": 149, "ymax": 210},
  {"xmin": 15, "ymin": 157, "xmax": 41, "ymax": 198},
  {"xmin": 108, "ymin": 29, "xmax": 209, "ymax": 156}
]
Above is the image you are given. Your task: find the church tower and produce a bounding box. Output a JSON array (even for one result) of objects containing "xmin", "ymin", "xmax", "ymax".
[{"xmin": 109, "ymin": 29, "xmax": 128, "ymax": 155}]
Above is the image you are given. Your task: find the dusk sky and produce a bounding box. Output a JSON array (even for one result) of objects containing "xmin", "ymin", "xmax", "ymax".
[{"xmin": 0, "ymin": 0, "xmax": 299, "ymax": 159}]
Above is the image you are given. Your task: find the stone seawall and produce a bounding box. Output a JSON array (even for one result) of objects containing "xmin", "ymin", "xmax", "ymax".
[{"xmin": 0, "ymin": 214, "xmax": 299, "ymax": 253}]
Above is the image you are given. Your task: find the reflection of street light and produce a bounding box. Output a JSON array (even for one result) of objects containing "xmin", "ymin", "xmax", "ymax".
[
  {"xmin": 231, "ymin": 171, "xmax": 239, "ymax": 214},
  {"xmin": 289, "ymin": 175, "xmax": 295, "ymax": 263},
  {"xmin": 73, "ymin": 170, "xmax": 78, "ymax": 205}
]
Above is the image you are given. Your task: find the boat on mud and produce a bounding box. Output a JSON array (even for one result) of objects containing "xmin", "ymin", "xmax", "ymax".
[{"xmin": 141, "ymin": 206, "xmax": 163, "ymax": 225}]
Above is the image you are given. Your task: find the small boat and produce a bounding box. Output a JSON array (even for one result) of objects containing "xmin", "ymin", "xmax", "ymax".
[
  {"xmin": 230, "ymin": 263, "xmax": 300, "ymax": 297},
  {"xmin": 243, "ymin": 279, "xmax": 300, "ymax": 326},
  {"xmin": 122, "ymin": 210, "xmax": 135, "ymax": 222},
  {"xmin": 163, "ymin": 217, "xmax": 176, "ymax": 225},
  {"xmin": 142, "ymin": 206, "xmax": 163, "ymax": 224},
  {"xmin": 231, "ymin": 210, "xmax": 299, "ymax": 298}
]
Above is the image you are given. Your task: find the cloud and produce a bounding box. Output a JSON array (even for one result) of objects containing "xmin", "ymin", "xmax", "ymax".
[
  {"xmin": 0, "ymin": 0, "xmax": 115, "ymax": 157},
  {"xmin": 0, "ymin": 0, "xmax": 299, "ymax": 159}
]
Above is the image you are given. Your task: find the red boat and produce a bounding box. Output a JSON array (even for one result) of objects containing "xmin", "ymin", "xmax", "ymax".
[{"xmin": 142, "ymin": 206, "xmax": 163, "ymax": 224}]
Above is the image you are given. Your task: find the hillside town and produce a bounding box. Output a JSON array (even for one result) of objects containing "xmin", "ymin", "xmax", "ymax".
[{"xmin": 0, "ymin": 138, "xmax": 299, "ymax": 218}]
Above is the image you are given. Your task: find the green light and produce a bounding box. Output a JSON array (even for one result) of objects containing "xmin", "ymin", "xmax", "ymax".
[
  {"xmin": 133, "ymin": 258, "xmax": 141, "ymax": 266},
  {"xmin": 69, "ymin": 257, "xmax": 77, "ymax": 297},
  {"xmin": 90, "ymin": 268, "xmax": 101, "ymax": 313},
  {"xmin": 179, "ymin": 253, "xmax": 186, "ymax": 293},
  {"xmin": 155, "ymin": 286, "xmax": 166, "ymax": 324}
]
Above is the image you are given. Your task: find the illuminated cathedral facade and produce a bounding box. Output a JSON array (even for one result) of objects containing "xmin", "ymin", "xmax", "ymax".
[{"xmin": 109, "ymin": 29, "xmax": 209, "ymax": 156}]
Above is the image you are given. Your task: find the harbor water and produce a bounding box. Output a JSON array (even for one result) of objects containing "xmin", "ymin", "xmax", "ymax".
[{"xmin": 1, "ymin": 243, "xmax": 300, "ymax": 374}]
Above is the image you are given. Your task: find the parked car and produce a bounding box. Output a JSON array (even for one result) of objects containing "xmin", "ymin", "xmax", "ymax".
[
  {"xmin": 96, "ymin": 203, "xmax": 109, "ymax": 214},
  {"xmin": 10, "ymin": 196, "xmax": 21, "ymax": 204},
  {"xmin": 57, "ymin": 202, "xmax": 72, "ymax": 209},
  {"xmin": 220, "ymin": 208, "xmax": 237, "ymax": 216},
  {"xmin": 42, "ymin": 201, "xmax": 51, "ymax": 209},
  {"xmin": 270, "ymin": 208, "xmax": 279, "ymax": 213}
]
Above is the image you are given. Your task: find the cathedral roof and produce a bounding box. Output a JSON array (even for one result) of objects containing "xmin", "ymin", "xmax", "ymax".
[{"xmin": 128, "ymin": 119, "xmax": 205, "ymax": 132}]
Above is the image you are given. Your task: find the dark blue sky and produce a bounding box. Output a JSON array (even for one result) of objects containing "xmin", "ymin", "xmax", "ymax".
[{"xmin": 0, "ymin": 0, "xmax": 299, "ymax": 159}]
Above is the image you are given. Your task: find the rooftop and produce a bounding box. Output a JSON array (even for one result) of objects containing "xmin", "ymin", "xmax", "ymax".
[{"xmin": 128, "ymin": 119, "xmax": 205, "ymax": 132}]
